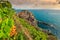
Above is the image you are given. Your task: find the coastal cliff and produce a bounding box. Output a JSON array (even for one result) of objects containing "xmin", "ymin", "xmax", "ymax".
[
  {"xmin": 17, "ymin": 10, "xmax": 57, "ymax": 40},
  {"xmin": 0, "ymin": 0, "xmax": 57, "ymax": 40}
]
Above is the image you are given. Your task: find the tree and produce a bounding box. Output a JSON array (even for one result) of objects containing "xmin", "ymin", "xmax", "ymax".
[{"xmin": 0, "ymin": 0, "xmax": 12, "ymax": 8}]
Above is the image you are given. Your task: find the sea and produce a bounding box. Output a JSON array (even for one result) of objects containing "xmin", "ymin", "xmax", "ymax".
[{"xmin": 16, "ymin": 9, "xmax": 60, "ymax": 40}]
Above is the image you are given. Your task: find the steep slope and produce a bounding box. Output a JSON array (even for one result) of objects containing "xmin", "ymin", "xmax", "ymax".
[
  {"xmin": 17, "ymin": 10, "xmax": 57, "ymax": 40},
  {"xmin": 0, "ymin": 0, "xmax": 57, "ymax": 40},
  {"xmin": 0, "ymin": 1, "xmax": 47, "ymax": 40}
]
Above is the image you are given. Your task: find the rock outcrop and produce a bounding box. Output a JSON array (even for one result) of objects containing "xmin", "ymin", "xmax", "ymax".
[{"xmin": 17, "ymin": 10, "xmax": 37, "ymax": 27}]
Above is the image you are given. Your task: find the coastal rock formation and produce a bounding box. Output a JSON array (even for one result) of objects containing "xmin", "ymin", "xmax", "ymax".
[
  {"xmin": 17, "ymin": 10, "xmax": 57, "ymax": 40},
  {"xmin": 0, "ymin": 0, "xmax": 57, "ymax": 40},
  {"xmin": 48, "ymin": 35, "xmax": 57, "ymax": 40},
  {"xmin": 17, "ymin": 10, "xmax": 37, "ymax": 27}
]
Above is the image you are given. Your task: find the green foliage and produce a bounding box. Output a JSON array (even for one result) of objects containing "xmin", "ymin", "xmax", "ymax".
[
  {"xmin": 0, "ymin": 2, "xmax": 15, "ymax": 39},
  {"xmin": 0, "ymin": 18, "xmax": 14, "ymax": 38},
  {"xmin": 0, "ymin": 0, "xmax": 48, "ymax": 40},
  {"xmin": 19, "ymin": 18, "xmax": 48, "ymax": 40},
  {"xmin": 0, "ymin": 7, "xmax": 15, "ymax": 39},
  {"xmin": 17, "ymin": 31, "xmax": 26, "ymax": 40},
  {"xmin": 0, "ymin": 1, "xmax": 12, "ymax": 8},
  {"xmin": 0, "ymin": 8, "xmax": 15, "ymax": 19}
]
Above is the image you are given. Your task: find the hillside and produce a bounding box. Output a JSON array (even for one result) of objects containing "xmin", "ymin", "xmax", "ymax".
[{"xmin": 0, "ymin": 0, "xmax": 57, "ymax": 40}]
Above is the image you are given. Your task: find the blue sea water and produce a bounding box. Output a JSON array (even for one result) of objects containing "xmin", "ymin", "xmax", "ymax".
[{"xmin": 16, "ymin": 9, "xmax": 60, "ymax": 40}]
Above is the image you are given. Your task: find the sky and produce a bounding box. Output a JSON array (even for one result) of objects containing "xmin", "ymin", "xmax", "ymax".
[{"xmin": 8, "ymin": 0, "xmax": 60, "ymax": 9}]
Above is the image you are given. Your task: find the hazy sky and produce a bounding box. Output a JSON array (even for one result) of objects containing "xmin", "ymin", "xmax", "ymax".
[
  {"xmin": 8, "ymin": 0, "xmax": 60, "ymax": 9},
  {"xmin": 9, "ymin": 0, "xmax": 57, "ymax": 4}
]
